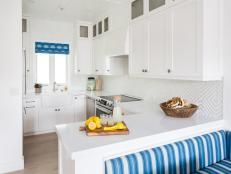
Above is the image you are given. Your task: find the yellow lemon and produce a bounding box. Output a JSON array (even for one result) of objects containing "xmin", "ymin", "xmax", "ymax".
[{"xmin": 88, "ymin": 121, "xmax": 97, "ymax": 131}]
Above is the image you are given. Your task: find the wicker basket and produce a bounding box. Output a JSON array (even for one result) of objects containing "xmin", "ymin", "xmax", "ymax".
[{"xmin": 160, "ymin": 102, "xmax": 198, "ymax": 118}]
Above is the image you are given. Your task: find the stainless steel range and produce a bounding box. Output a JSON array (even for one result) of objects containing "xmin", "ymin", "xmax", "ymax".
[{"xmin": 96, "ymin": 95, "xmax": 142, "ymax": 116}]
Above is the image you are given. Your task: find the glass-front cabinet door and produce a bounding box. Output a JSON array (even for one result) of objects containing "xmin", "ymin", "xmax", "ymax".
[
  {"xmin": 149, "ymin": 0, "xmax": 165, "ymax": 12},
  {"xmin": 131, "ymin": 0, "xmax": 144, "ymax": 19}
]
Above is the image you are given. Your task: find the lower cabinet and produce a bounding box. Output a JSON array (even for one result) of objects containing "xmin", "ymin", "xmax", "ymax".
[
  {"xmin": 73, "ymin": 95, "xmax": 87, "ymax": 122},
  {"xmin": 56, "ymin": 106, "xmax": 75, "ymax": 125},
  {"xmin": 23, "ymin": 106, "xmax": 38, "ymax": 134},
  {"xmin": 39, "ymin": 107, "xmax": 56, "ymax": 132},
  {"xmin": 39, "ymin": 106, "xmax": 75, "ymax": 132},
  {"xmin": 23, "ymin": 94, "xmax": 87, "ymax": 135}
]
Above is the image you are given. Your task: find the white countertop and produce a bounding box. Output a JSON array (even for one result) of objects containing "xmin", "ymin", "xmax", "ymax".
[{"xmin": 56, "ymin": 103, "xmax": 224, "ymax": 160}]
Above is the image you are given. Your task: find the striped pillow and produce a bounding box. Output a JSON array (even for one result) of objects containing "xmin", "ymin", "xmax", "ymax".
[
  {"xmin": 227, "ymin": 131, "xmax": 231, "ymax": 160},
  {"xmin": 105, "ymin": 130, "xmax": 227, "ymax": 174}
]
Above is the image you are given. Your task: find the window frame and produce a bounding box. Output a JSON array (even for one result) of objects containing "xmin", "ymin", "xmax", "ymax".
[{"xmin": 35, "ymin": 53, "xmax": 68, "ymax": 87}]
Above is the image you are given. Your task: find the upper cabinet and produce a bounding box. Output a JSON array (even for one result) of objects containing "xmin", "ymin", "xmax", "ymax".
[
  {"xmin": 129, "ymin": 18, "xmax": 149, "ymax": 75},
  {"xmin": 149, "ymin": 0, "xmax": 166, "ymax": 11},
  {"xmin": 131, "ymin": 0, "xmax": 144, "ymax": 19},
  {"xmin": 129, "ymin": 0, "xmax": 222, "ymax": 81},
  {"xmin": 75, "ymin": 22, "xmax": 93, "ymax": 75}
]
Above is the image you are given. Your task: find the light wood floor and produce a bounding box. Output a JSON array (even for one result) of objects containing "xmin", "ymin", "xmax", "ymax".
[{"xmin": 9, "ymin": 133, "xmax": 58, "ymax": 174}]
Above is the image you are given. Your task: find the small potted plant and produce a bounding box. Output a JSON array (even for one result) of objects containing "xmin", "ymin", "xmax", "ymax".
[{"xmin": 34, "ymin": 83, "xmax": 42, "ymax": 94}]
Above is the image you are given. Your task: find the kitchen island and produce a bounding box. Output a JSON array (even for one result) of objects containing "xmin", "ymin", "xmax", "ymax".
[{"xmin": 56, "ymin": 104, "xmax": 224, "ymax": 174}]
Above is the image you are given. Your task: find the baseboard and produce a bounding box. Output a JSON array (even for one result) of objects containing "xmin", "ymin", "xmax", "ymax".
[
  {"xmin": 0, "ymin": 156, "xmax": 24, "ymax": 173},
  {"xmin": 24, "ymin": 129, "xmax": 55, "ymax": 136}
]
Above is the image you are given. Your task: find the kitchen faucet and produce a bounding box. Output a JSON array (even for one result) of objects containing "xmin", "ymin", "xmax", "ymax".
[{"xmin": 53, "ymin": 81, "xmax": 57, "ymax": 92}]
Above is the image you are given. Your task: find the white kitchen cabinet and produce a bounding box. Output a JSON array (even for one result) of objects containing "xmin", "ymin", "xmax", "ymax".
[
  {"xmin": 23, "ymin": 106, "xmax": 38, "ymax": 134},
  {"xmin": 105, "ymin": 26, "xmax": 129, "ymax": 57},
  {"xmin": 38, "ymin": 107, "xmax": 57, "ymax": 132},
  {"xmin": 73, "ymin": 95, "xmax": 87, "ymax": 122},
  {"xmin": 170, "ymin": 0, "xmax": 199, "ymax": 78},
  {"xmin": 129, "ymin": 0, "xmax": 222, "ymax": 80},
  {"xmin": 56, "ymin": 106, "xmax": 74, "ymax": 125},
  {"xmin": 93, "ymin": 36, "xmax": 106, "ymax": 74},
  {"xmin": 39, "ymin": 106, "xmax": 75, "ymax": 132},
  {"xmin": 129, "ymin": 18, "xmax": 149, "ymax": 75},
  {"xmin": 148, "ymin": 10, "xmax": 169, "ymax": 77},
  {"xmin": 23, "ymin": 98, "xmax": 39, "ymax": 134},
  {"xmin": 75, "ymin": 22, "xmax": 93, "ymax": 75}
]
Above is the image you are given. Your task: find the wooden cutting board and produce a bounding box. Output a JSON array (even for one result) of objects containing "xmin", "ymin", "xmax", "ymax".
[{"xmin": 84, "ymin": 122, "xmax": 129, "ymax": 136}]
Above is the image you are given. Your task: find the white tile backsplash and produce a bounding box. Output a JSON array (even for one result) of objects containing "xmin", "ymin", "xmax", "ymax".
[{"xmin": 101, "ymin": 76, "xmax": 223, "ymax": 120}]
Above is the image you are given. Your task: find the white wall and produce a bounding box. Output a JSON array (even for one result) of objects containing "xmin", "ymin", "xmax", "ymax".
[
  {"xmin": 102, "ymin": 76, "xmax": 223, "ymax": 121},
  {"xmin": 223, "ymin": 0, "xmax": 231, "ymax": 127},
  {"xmin": 0, "ymin": 0, "xmax": 24, "ymax": 173},
  {"xmin": 26, "ymin": 18, "xmax": 88, "ymax": 91}
]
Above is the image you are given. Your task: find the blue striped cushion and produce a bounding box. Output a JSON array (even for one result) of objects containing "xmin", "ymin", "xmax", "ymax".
[
  {"xmin": 105, "ymin": 130, "xmax": 227, "ymax": 174},
  {"xmin": 193, "ymin": 159, "xmax": 231, "ymax": 174},
  {"xmin": 227, "ymin": 131, "xmax": 231, "ymax": 160}
]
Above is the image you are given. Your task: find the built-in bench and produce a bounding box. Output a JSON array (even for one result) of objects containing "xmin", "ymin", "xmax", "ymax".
[{"xmin": 105, "ymin": 130, "xmax": 231, "ymax": 174}]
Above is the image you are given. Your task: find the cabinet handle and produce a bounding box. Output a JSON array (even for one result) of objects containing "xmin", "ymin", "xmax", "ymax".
[
  {"xmin": 78, "ymin": 69, "xmax": 80, "ymax": 72},
  {"xmin": 142, "ymin": 69, "xmax": 144, "ymax": 72},
  {"xmin": 25, "ymin": 106, "xmax": 35, "ymax": 109},
  {"xmin": 168, "ymin": 69, "xmax": 171, "ymax": 73},
  {"xmin": 107, "ymin": 70, "xmax": 110, "ymax": 72},
  {"xmin": 95, "ymin": 69, "xmax": 99, "ymax": 72},
  {"xmin": 145, "ymin": 69, "xmax": 148, "ymax": 73},
  {"xmin": 26, "ymin": 101, "xmax": 36, "ymax": 103}
]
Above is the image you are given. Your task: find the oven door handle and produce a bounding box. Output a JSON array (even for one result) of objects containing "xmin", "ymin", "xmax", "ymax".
[{"xmin": 96, "ymin": 105, "xmax": 112, "ymax": 115}]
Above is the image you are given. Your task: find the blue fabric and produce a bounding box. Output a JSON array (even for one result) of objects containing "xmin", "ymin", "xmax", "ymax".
[
  {"xmin": 193, "ymin": 160, "xmax": 231, "ymax": 174},
  {"xmin": 35, "ymin": 42, "xmax": 69, "ymax": 54},
  {"xmin": 227, "ymin": 131, "xmax": 231, "ymax": 160},
  {"xmin": 105, "ymin": 130, "xmax": 227, "ymax": 174}
]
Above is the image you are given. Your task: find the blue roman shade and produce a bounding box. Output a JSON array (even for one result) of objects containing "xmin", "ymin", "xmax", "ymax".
[{"xmin": 35, "ymin": 42, "xmax": 69, "ymax": 55}]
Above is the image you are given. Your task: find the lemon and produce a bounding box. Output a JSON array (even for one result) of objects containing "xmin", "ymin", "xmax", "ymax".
[
  {"xmin": 104, "ymin": 122, "xmax": 126, "ymax": 131},
  {"xmin": 88, "ymin": 121, "xmax": 97, "ymax": 131}
]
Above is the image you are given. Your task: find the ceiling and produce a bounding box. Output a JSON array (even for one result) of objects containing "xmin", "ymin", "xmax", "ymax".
[{"xmin": 22, "ymin": 0, "xmax": 128, "ymax": 21}]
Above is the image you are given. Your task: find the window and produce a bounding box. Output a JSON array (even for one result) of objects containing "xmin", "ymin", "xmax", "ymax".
[
  {"xmin": 55, "ymin": 54, "xmax": 67, "ymax": 84},
  {"xmin": 36, "ymin": 54, "xmax": 67, "ymax": 85},
  {"xmin": 36, "ymin": 53, "xmax": 50, "ymax": 84}
]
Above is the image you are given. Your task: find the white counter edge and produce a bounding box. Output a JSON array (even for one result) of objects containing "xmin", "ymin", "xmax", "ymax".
[{"xmin": 70, "ymin": 119, "xmax": 225, "ymax": 160}]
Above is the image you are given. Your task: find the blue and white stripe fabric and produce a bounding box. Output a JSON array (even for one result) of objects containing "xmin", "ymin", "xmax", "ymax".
[
  {"xmin": 227, "ymin": 131, "xmax": 231, "ymax": 160},
  {"xmin": 105, "ymin": 130, "xmax": 227, "ymax": 174},
  {"xmin": 193, "ymin": 160, "xmax": 231, "ymax": 174}
]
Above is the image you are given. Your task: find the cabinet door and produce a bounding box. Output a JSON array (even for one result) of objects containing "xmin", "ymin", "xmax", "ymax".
[
  {"xmin": 129, "ymin": 18, "xmax": 148, "ymax": 75},
  {"xmin": 131, "ymin": 0, "xmax": 144, "ymax": 20},
  {"xmin": 76, "ymin": 39, "xmax": 92, "ymax": 74},
  {"xmin": 149, "ymin": 0, "xmax": 166, "ymax": 12},
  {"xmin": 38, "ymin": 108, "xmax": 56, "ymax": 132},
  {"xmin": 105, "ymin": 26, "xmax": 129, "ymax": 57},
  {"xmin": 23, "ymin": 106, "xmax": 38, "ymax": 133},
  {"xmin": 73, "ymin": 95, "xmax": 87, "ymax": 122},
  {"xmin": 170, "ymin": 0, "xmax": 199, "ymax": 77},
  {"xmin": 93, "ymin": 37, "xmax": 106, "ymax": 74},
  {"xmin": 148, "ymin": 10, "xmax": 169, "ymax": 76},
  {"xmin": 56, "ymin": 107, "xmax": 74, "ymax": 125}
]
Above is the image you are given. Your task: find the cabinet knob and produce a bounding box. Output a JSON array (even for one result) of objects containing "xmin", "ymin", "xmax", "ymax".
[
  {"xmin": 78, "ymin": 69, "xmax": 80, "ymax": 72},
  {"xmin": 142, "ymin": 69, "xmax": 144, "ymax": 72},
  {"xmin": 145, "ymin": 69, "xmax": 148, "ymax": 73},
  {"xmin": 107, "ymin": 70, "xmax": 110, "ymax": 72},
  {"xmin": 75, "ymin": 97, "xmax": 78, "ymax": 100},
  {"xmin": 95, "ymin": 69, "xmax": 99, "ymax": 72},
  {"xmin": 168, "ymin": 69, "xmax": 171, "ymax": 73}
]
